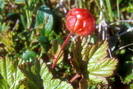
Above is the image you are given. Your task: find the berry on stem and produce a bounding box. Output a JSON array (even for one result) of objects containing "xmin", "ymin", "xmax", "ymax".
[{"xmin": 52, "ymin": 8, "xmax": 96, "ymax": 69}]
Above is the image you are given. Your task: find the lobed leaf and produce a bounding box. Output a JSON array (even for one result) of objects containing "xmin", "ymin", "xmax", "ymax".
[
  {"xmin": 0, "ymin": 30, "xmax": 15, "ymax": 53},
  {"xmin": 89, "ymin": 74, "xmax": 107, "ymax": 84},
  {"xmin": 0, "ymin": 74, "xmax": 9, "ymax": 89},
  {"xmin": 88, "ymin": 58, "xmax": 118, "ymax": 77},
  {"xmin": 39, "ymin": 59, "xmax": 53, "ymax": 86},
  {"xmin": 56, "ymin": 81, "xmax": 73, "ymax": 89},
  {"xmin": 87, "ymin": 40, "xmax": 118, "ymax": 84},
  {"xmin": 19, "ymin": 59, "xmax": 73, "ymax": 89},
  {"xmin": 40, "ymin": 59, "xmax": 72, "ymax": 89},
  {"xmin": 19, "ymin": 61, "xmax": 43, "ymax": 89},
  {"xmin": 88, "ymin": 41, "xmax": 108, "ymax": 63},
  {"xmin": 0, "ymin": 57, "xmax": 25, "ymax": 89}
]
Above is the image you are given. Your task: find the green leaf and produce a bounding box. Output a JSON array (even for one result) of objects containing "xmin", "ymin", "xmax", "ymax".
[
  {"xmin": 39, "ymin": 59, "xmax": 53, "ymax": 86},
  {"xmin": 72, "ymin": 37, "xmax": 83, "ymax": 73},
  {"xmin": 88, "ymin": 58, "xmax": 118, "ymax": 76},
  {"xmin": 48, "ymin": 40, "xmax": 64, "ymax": 65},
  {"xmin": 0, "ymin": 0, "xmax": 4, "ymax": 9},
  {"xmin": 0, "ymin": 22, "xmax": 13, "ymax": 53},
  {"xmin": 0, "ymin": 57, "xmax": 25, "ymax": 89},
  {"xmin": 89, "ymin": 74, "xmax": 107, "ymax": 84},
  {"xmin": 87, "ymin": 41, "xmax": 118, "ymax": 84},
  {"xmin": 14, "ymin": 0, "xmax": 25, "ymax": 4},
  {"xmin": 88, "ymin": 41, "xmax": 108, "ymax": 62},
  {"xmin": 38, "ymin": 35, "xmax": 48, "ymax": 43},
  {"xmin": 19, "ymin": 59, "xmax": 73, "ymax": 89},
  {"xmin": 35, "ymin": 5, "xmax": 54, "ymax": 37},
  {"xmin": 22, "ymin": 50, "xmax": 37, "ymax": 62},
  {"xmin": 0, "ymin": 22, "xmax": 10, "ymax": 31},
  {"xmin": 122, "ymin": 72, "xmax": 133, "ymax": 84},
  {"xmin": 56, "ymin": 81, "xmax": 73, "ymax": 89},
  {"xmin": 44, "ymin": 79, "xmax": 73, "ymax": 89},
  {"xmin": 87, "ymin": 83, "xmax": 97, "ymax": 89},
  {"xmin": 0, "ymin": 30, "xmax": 15, "ymax": 53},
  {"xmin": 44, "ymin": 79, "xmax": 61, "ymax": 89},
  {"xmin": 130, "ymin": 83, "xmax": 133, "ymax": 89},
  {"xmin": 41, "ymin": 58, "xmax": 73, "ymax": 89},
  {"xmin": 119, "ymin": 61, "xmax": 133, "ymax": 84},
  {"xmin": 0, "ymin": 74, "xmax": 9, "ymax": 89},
  {"xmin": 19, "ymin": 61, "xmax": 43, "ymax": 89}
]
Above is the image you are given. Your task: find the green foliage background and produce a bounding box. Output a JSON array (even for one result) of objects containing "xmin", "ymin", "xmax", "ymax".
[{"xmin": 0, "ymin": 0, "xmax": 133, "ymax": 89}]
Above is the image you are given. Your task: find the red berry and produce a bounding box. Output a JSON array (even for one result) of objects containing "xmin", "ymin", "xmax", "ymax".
[{"xmin": 66, "ymin": 8, "xmax": 96, "ymax": 36}]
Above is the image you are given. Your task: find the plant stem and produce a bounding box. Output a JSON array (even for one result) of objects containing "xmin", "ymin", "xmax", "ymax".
[
  {"xmin": 70, "ymin": 73, "xmax": 81, "ymax": 83},
  {"xmin": 105, "ymin": 0, "xmax": 113, "ymax": 22},
  {"xmin": 117, "ymin": 0, "xmax": 120, "ymax": 21},
  {"xmin": 52, "ymin": 32, "xmax": 73, "ymax": 69}
]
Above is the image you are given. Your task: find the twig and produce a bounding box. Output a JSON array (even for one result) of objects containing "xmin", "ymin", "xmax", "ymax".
[
  {"xmin": 70, "ymin": 73, "xmax": 81, "ymax": 83},
  {"xmin": 109, "ymin": 20, "xmax": 133, "ymax": 26},
  {"xmin": 119, "ymin": 27, "xmax": 133, "ymax": 36},
  {"xmin": 55, "ymin": 0, "xmax": 67, "ymax": 13},
  {"xmin": 98, "ymin": 0, "xmax": 103, "ymax": 39},
  {"xmin": 117, "ymin": 43, "xmax": 133, "ymax": 51},
  {"xmin": 128, "ymin": 48, "xmax": 133, "ymax": 51},
  {"xmin": 108, "ymin": 49, "xmax": 112, "ymax": 58},
  {"xmin": 13, "ymin": 19, "xmax": 19, "ymax": 31}
]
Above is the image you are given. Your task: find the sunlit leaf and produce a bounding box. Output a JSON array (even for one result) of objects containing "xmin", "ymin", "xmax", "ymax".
[
  {"xmin": 0, "ymin": 57, "xmax": 25, "ymax": 89},
  {"xmin": 19, "ymin": 61, "xmax": 43, "ymax": 88},
  {"xmin": 88, "ymin": 41, "xmax": 108, "ymax": 63},
  {"xmin": 0, "ymin": 74, "xmax": 9, "ymax": 89},
  {"xmin": 44, "ymin": 79, "xmax": 73, "ymax": 89},
  {"xmin": 88, "ymin": 58, "xmax": 118, "ymax": 76},
  {"xmin": 0, "ymin": 22, "xmax": 10, "ymax": 31},
  {"xmin": 87, "ymin": 40, "xmax": 118, "ymax": 84},
  {"xmin": 56, "ymin": 81, "xmax": 73, "ymax": 89},
  {"xmin": 89, "ymin": 74, "xmax": 107, "ymax": 84},
  {"xmin": 39, "ymin": 59, "xmax": 53, "ymax": 86},
  {"xmin": 19, "ymin": 59, "xmax": 73, "ymax": 89},
  {"xmin": 0, "ymin": 23, "xmax": 15, "ymax": 53}
]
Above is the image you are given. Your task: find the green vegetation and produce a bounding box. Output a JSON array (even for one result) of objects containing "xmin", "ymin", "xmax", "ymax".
[{"xmin": 0, "ymin": 0, "xmax": 133, "ymax": 89}]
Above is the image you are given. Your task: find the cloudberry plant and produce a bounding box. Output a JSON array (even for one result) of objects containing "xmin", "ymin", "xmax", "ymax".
[{"xmin": 52, "ymin": 8, "xmax": 96, "ymax": 69}]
